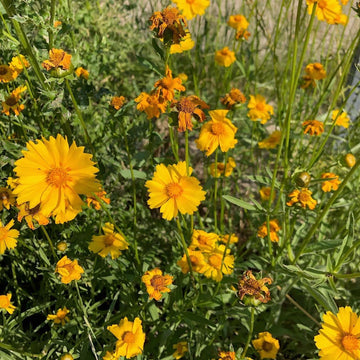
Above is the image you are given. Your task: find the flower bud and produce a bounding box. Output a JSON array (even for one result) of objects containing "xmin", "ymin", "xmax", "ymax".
[
  {"xmin": 57, "ymin": 241, "xmax": 67, "ymax": 252},
  {"xmin": 295, "ymin": 172, "xmax": 311, "ymax": 187},
  {"xmin": 345, "ymin": 153, "xmax": 356, "ymax": 168},
  {"xmin": 60, "ymin": 354, "xmax": 74, "ymax": 360}
]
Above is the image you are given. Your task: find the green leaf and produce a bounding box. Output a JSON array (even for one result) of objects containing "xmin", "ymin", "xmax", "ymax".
[
  {"xmin": 119, "ymin": 169, "xmax": 147, "ymax": 180},
  {"xmin": 222, "ymin": 195, "xmax": 256, "ymax": 211},
  {"xmin": 302, "ymin": 282, "xmax": 338, "ymax": 313},
  {"xmin": 182, "ymin": 312, "xmax": 213, "ymax": 326},
  {"xmin": 148, "ymin": 302, "xmax": 160, "ymax": 321}
]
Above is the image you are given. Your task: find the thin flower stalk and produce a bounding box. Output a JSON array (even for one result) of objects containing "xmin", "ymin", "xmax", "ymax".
[
  {"xmin": 241, "ymin": 306, "xmax": 255, "ymax": 358},
  {"xmin": 176, "ymin": 218, "xmax": 194, "ymax": 282},
  {"xmin": 41, "ymin": 225, "xmax": 57, "ymax": 261}
]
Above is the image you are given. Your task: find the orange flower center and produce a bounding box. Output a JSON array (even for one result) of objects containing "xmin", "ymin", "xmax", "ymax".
[
  {"xmin": 150, "ymin": 274, "xmax": 165, "ymax": 290},
  {"xmin": 262, "ymin": 341, "xmax": 274, "ymax": 351},
  {"xmin": 317, "ymin": 0, "xmax": 327, "ymax": 9},
  {"xmin": 298, "ymin": 191, "xmax": 311, "ymax": 203},
  {"xmin": 47, "ymin": 167, "xmax": 70, "ymax": 187},
  {"xmin": 186, "ymin": 0, "xmax": 195, "ymax": 3},
  {"xmin": 342, "ymin": 334, "xmax": 360, "ymax": 351},
  {"xmin": 197, "ymin": 235, "xmax": 208, "ymax": 245},
  {"xmin": 57, "ymin": 309, "xmax": 68, "ymax": 319},
  {"xmin": 256, "ymin": 102, "xmax": 266, "ymax": 111},
  {"xmin": 123, "ymin": 331, "xmax": 136, "ymax": 343},
  {"xmin": 177, "ymin": 98, "xmax": 196, "ymax": 113},
  {"xmin": 0, "ymin": 66, "xmax": 8, "ymax": 76},
  {"xmin": 166, "ymin": 183, "xmax": 183, "ymax": 198},
  {"xmin": 211, "ymin": 122, "xmax": 226, "ymax": 135},
  {"xmin": 5, "ymin": 96, "xmax": 17, "ymax": 107},
  {"xmin": 190, "ymin": 255, "xmax": 200, "ymax": 265},
  {"xmin": 0, "ymin": 227, "xmax": 9, "ymax": 242},
  {"xmin": 208, "ymin": 254, "xmax": 222, "ymax": 269},
  {"xmin": 104, "ymin": 234, "xmax": 116, "ymax": 246}
]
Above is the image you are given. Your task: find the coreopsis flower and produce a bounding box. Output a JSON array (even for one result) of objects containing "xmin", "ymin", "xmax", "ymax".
[
  {"xmin": 171, "ymin": 95, "xmax": 209, "ymax": 132},
  {"xmin": 0, "ymin": 219, "xmax": 19, "ymax": 254},
  {"xmin": 252, "ymin": 332, "xmax": 280, "ymax": 359},
  {"xmin": 258, "ymin": 130, "xmax": 281, "ymax": 149},
  {"xmin": 141, "ymin": 268, "xmax": 173, "ymax": 301},
  {"xmin": 218, "ymin": 351, "xmax": 235, "ymax": 360},
  {"xmin": 332, "ymin": 109, "xmax": 350, "ymax": 128},
  {"xmin": 172, "ymin": 0, "xmax": 210, "ymax": 19},
  {"xmin": 321, "ymin": 172, "xmax": 341, "ymax": 192},
  {"xmin": 259, "ymin": 187, "xmax": 275, "ymax": 202},
  {"xmin": 75, "ymin": 67, "xmax": 89, "ymax": 79},
  {"xmin": 17, "ymin": 203, "xmax": 49, "ymax": 230},
  {"xmin": 189, "ymin": 229, "xmax": 219, "ymax": 252},
  {"xmin": 0, "ymin": 187, "xmax": 16, "ymax": 210},
  {"xmin": 228, "ymin": 14, "xmax": 249, "ymax": 31},
  {"xmin": 150, "ymin": 7, "xmax": 187, "ymax": 44},
  {"xmin": 0, "ymin": 294, "xmax": 16, "ymax": 314},
  {"xmin": 47, "ymin": 307, "xmax": 70, "ymax": 325},
  {"xmin": 42, "ymin": 48, "xmax": 72, "ymax": 71},
  {"xmin": 103, "ymin": 351, "xmax": 117, "ymax": 360},
  {"xmin": 287, "ymin": 188, "xmax": 317, "ymax": 210},
  {"xmin": 220, "ymin": 88, "xmax": 246, "ymax": 109},
  {"xmin": 89, "ymin": 223, "xmax": 128, "ymax": 259},
  {"xmin": 315, "ymin": 306, "xmax": 360, "ymax": 359},
  {"xmin": 303, "ymin": 120, "xmax": 324, "ymax": 136},
  {"xmin": 210, "ymin": 157, "xmax": 236, "ymax": 177},
  {"xmin": 345, "ymin": 153, "xmax": 356, "ymax": 168},
  {"xmin": 196, "ymin": 110, "xmax": 238, "ymax": 156},
  {"xmin": 135, "ymin": 92, "xmax": 167, "ymax": 119},
  {"xmin": 238, "ymin": 270, "xmax": 272, "ymax": 305},
  {"xmin": 9, "ymin": 55, "xmax": 30, "ymax": 73},
  {"xmin": 55, "ymin": 256, "xmax": 84, "ymax": 284},
  {"xmin": 305, "ymin": 62, "xmax": 327, "ymax": 80},
  {"xmin": 146, "ymin": 161, "xmax": 206, "ymax": 220},
  {"xmin": 107, "ymin": 317, "xmax": 145, "ymax": 359},
  {"xmin": 247, "ymin": 95, "xmax": 274, "ymax": 124},
  {"xmin": 110, "ymin": 96, "xmax": 126, "ymax": 110},
  {"xmin": 219, "ymin": 233, "xmax": 239, "ymax": 244},
  {"xmin": 172, "ymin": 342, "xmax": 188, "ymax": 359},
  {"xmin": 215, "ymin": 47, "xmax": 236, "ymax": 67},
  {"xmin": 177, "ymin": 249, "xmax": 208, "ymax": 274},
  {"xmin": 154, "ymin": 67, "xmax": 185, "ymax": 102},
  {"xmin": 1, "ymin": 85, "xmax": 27, "ymax": 116},
  {"xmin": 13, "ymin": 134, "xmax": 100, "ymax": 224},
  {"xmin": 257, "ymin": 219, "xmax": 281, "ymax": 242},
  {"xmin": 86, "ymin": 190, "xmax": 110, "ymax": 210},
  {"xmin": 306, "ymin": 0, "xmax": 343, "ymax": 25},
  {"xmin": 334, "ymin": 12, "xmax": 348, "ymax": 25},
  {"xmin": 202, "ymin": 245, "xmax": 234, "ymax": 282},
  {"xmin": 170, "ymin": 31, "xmax": 195, "ymax": 54},
  {"xmin": 0, "ymin": 64, "xmax": 17, "ymax": 83}
]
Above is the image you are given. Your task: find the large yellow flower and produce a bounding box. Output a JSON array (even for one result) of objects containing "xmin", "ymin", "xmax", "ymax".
[
  {"xmin": 145, "ymin": 161, "xmax": 206, "ymax": 220},
  {"xmin": 215, "ymin": 47, "xmax": 236, "ymax": 67},
  {"xmin": 196, "ymin": 110, "xmax": 238, "ymax": 156},
  {"xmin": 55, "ymin": 256, "xmax": 84, "ymax": 284},
  {"xmin": 107, "ymin": 317, "xmax": 145, "ymax": 359},
  {"xmin": 315, "ymin": 306, "xmax": 360, "ymax": 359},
  {"xmin": 306, "ymin": 0, "xmax": 343, "ymax": 25},
  {"xmin": 141, "ymin": 268, "xmax": 173, "ymax": 301},
  {"xmin": 202, "ymin": 245, "xmax": 234, "ymax": 282},
  {"xmin": 247, "ymin": 95, "xmax": 274, "ymax": 124},
  {"xmin": 228, "ymin": 14, "xmax": 249, "ymax": 31},
  {"xmin": 13, "ymin": 134, "xmax": 99, "ymax": 224},
  {"xmin": 172, "ymin": 0, "xmax": 210, "ymax": 20}
]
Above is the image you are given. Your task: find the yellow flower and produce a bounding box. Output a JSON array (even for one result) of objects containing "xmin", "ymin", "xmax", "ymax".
[
  {"xmin": 321, "ymin": 172, "xmax": 341, "ymax": 192},
  {"xmin": 141, "ymin": 268, "xmax": 173, "ymax": 301},
  {"xmin": 228, "ymin": 14, "xmax": 249, "ymax": 31},
  {"xmin": 303, "ymin": 120, "xmax": 324, "ymax": 136},
  {"xmin": 177, "ymin": 249, "xmax": 208, "ymax": 274},
  {"xmin": 172, "ymin": 341, "xmax": 188, "ymax": 359},
  {"xmin": 0, "ymin": 293, "xmax": 16, "ymax": 314},
  {"xmin": 86, "ymin": 189, "xmax": 111, "ymax": 210},
  {"xmin": 57, "ymin": 241, "xmax": 67, "ymax": 252},
  {"xmin": 0, "ymin": 219, "xmax": 19, "ymax": 254},
  {"xmin": 259, "ymin": 187, "xmax": 275, "ymax": 202},
  {"xmin": 135, "ymin": 92, "xmax": 167, "ymax": 119},
  {"xmin": 238, "ymin": 270, "xmax": 272, "ymax": 304},
  {"xmin": 306, "ymin": 0, "xmax": 343, "ymax": 25},
  {"xmin": 314, "ymin": 306, "xmax": 360, "ymax": 359},
  {"xmin": 189, "ymin": 229, "xmax": 219, "ymax": 252},
  {"xmin": 218, "ymin": 351, "xmax": 235, "ymax": 360},
  {"xmin": 146, "ymin": 161, "xmax": 206, "ymax": 220},
  {"xmin": 171, "ymin": 95, "xmax": 209, "ymax": 132},
  {"xmin": 202, "ymin": 245, "xmax": 234, "ymax": 282},
  {"xmin": 287, "ymin": 188, "xmax": 317, "ymax": 210},
  {"xmin": 252, "ymin": 332, "xmax": 280, "ymax": 359},
  {"xmin": 220, "ymin": 88, "xmax": 246, "ymax": 109},
  {"xmin": 42, "ymin": 48, "xmax": 72, "ymax": 71},
  {"xmin": 150, "ymin": 7, "xmax": 187, "ymax": 44},
  {"xmin": 332, "ymin": 109, "xmax": 350, "ymax": 128},
  {"xmin": 170, "ymin": 31, "xmax": 195, "ymax": 54},
  {"xmin": 17, "ymin": 203, "xmax": 49, "ymax": 230},
  {"xmin": 110, "ymin": 96, "xmax": 126, "ymax": 110},
  {"xmin": 172, "ymin": 0, "xmax": 210, "ymax": 20},
  {"xmin": 1, "ymin": 85, "xmax": 27, "ymax": 116},
  {"xmin": 55, "ymin": 256, "xmax": 84, "ymax": 284},
  {"xmin": 107, "ymin": 317, "xmax": 145, "ymax": 359},
  {"xmin": 89, "ymin": 223, "xmax": 128, "ymax": 259},
  {"xmin": 60, "ymin": 354, "xmax": 73, "ymax": 360},
  {"xmin": 305, "ymin": 62, "xmax": 327, "ymax": 80},
  {"xmin": 247, "ymin": 95, "xmax": 274, "ymax": 124},
  {"xmin": 154, "ymin": 67, "xmax": 185, "ymax": 102},
  {"xmin": 13, "ymin": 134, "xmax": 100, "ymax": 224},
  {"xmin": 219, "ymin": 233, "xmax": 239, "ymax": 244},
  {"xmin": 9, "ymin": 55, "xmax": 30, "ymax": 73},
  {"xmin": 47, "ymin": 307, "xmax": 70, "ymax": 325},
  {"xmin": 210, "ymin": 157, "xmax": 236, "ymax": 177},
  {"xmin": 345, "ymin": 153, "xmax": 356, "ymax": 168},
  {"xmin": 0, "ymin": 64, "xmax": 18, "ymax": 83},
  {"xmin": 334, "ymin": 12, "xmax": 348, "ymax": 25},
  {"xmin": 215, "ymin": 47, "xmax": 236, "ymax": 67},
  {"xmin": 257, "ymin": 219, "xmax": 281, "ymax": 242},
  {"xmin": 0, "ymin": 187, "xmax": 16, "ymax": 210},
  {"xmin": 178, "ymin": 73, "xmax": 188, "ymax": 83},
  {"xmin": 258, "ymin": 130, "xmax": 281, "ymax": 149},
  {"xmin": 102, "ymin": 351, "xmax": 117, "ymax": 360},
  {"xmin": 196, "ymin": 110, "xmax": 238, "ymax": 156},
  {"xmin": 75, "ymin": 67, "xmax": 89, "ymax": 79}
]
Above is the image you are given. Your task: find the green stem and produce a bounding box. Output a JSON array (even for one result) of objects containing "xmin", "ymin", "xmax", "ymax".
[
  {"xmin": 242, "ymin": 307, "xmax": 255, "ymax": 357},
  {"xmin": 41, "ymin": 225, "xmax": 57, "ymax": 260},
  {"xmin": 176, "ymin": 217, "xmax": 194, "ymax": 281},
  {"xmin": 213, "ymin": 149, "xmax": 218, "ymax": 232},
  {"xmin": 48, "ymin": 0, "xmax": 56, "ymax": 49}
]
